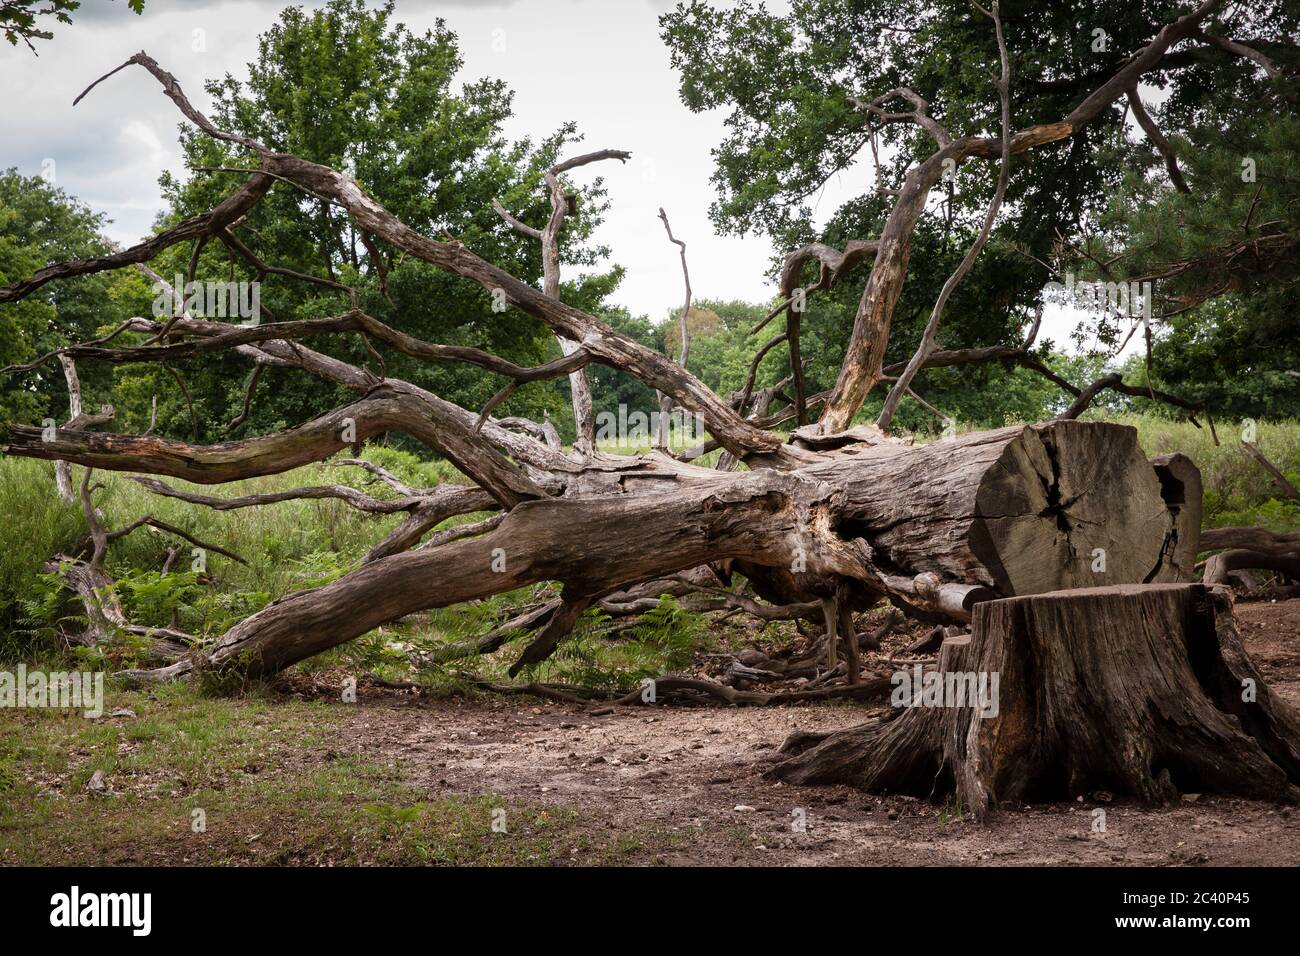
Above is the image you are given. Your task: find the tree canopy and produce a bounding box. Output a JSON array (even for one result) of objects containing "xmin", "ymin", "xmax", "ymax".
[
  {"xmin": 661, "ymin": 0, "xmax": 1299, "ymax": 423},
  {"xmin": 2, "ymin": 0, "xmax": 143, "ymax": 51}
]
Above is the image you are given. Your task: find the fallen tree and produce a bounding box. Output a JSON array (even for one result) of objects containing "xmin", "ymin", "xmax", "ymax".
[
  {"xmin": 8, "ymin": 418, "xmax": 1186, "ymax": 681},
  {"xmin": 3, "ymin": 0, "xmax": 1297, "ymax": 814}
]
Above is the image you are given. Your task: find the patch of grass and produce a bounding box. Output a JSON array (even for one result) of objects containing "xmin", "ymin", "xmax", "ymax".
[
  {"xmin": 0, "ymin": 680, "xmax": 690, "ymax": 866},
  {"xmin": 363, "ymin": 592, "xmax": 717, "ymax": 696},
  {"xmin": 0, "ymin": 460, "xmax": 84, "ymax": 655},
  {"xmin": 355, "ymin": 795, "xmax": 652, "ymax": 866},
  {"xmin": 0, "ymin": 680, "xmax": 322, "ymax": 794},
  {"xmin": 936, "ymin": 796, "xmax": 966, "ymax": 829},
  {"xmin": 0, "ymin": 445, "xmax": 486, "ymax": 663}
]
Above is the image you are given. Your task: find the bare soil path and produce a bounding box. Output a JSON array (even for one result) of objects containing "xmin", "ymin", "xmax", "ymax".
[{"xmin": 326, "ymin": 599, "xmax": 1300, "ymax": 866}]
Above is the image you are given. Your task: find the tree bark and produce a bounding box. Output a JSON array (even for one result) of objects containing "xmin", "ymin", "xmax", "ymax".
[
  {"xmin": 771, "ymin": 584, "xmax": 1300, "ymax": 817},
  {"xmin": 112, "ymin": 420, "xmax": 1193, "ymax": 681},
  {"xmin": 808, "ymin": 419, "xmax": 1192, "ymax": 601}
]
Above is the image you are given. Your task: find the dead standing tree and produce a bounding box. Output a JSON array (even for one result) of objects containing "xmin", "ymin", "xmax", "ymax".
[
  {"xmin": 492, "ymin": 149, "xmax": 630, "ymax": 456},
  {"xmin": 4, "ymin": 0, "xmax": 1298, "ymax": 812}
]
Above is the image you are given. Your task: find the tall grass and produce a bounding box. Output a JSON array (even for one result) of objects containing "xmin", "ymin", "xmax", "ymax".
[
  {"xmin": 0, "ymin": 447, "xmax": 476, "ymax": 657},
  {"xmin": 0, "ymin": 460, "xmax": 85, "ymax": 650},
  {"xmin": 1101, "ymin": 413, "xmax": 1300, "ymax": 531}
]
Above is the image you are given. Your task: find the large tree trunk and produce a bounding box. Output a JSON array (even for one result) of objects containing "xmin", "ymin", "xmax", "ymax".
[
  {"xmin": 771, "ymin": 584, "xmax": 1300, "ymax": 817},
  {"xmin": 119, "ymin": 419, "xmax": 1193, "ymax": 680},
  {"xmin": 817, "ymin": 418, "xmax": 1194, "ymax": 597}
]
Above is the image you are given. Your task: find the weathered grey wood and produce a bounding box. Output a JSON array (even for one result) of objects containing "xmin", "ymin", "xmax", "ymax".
[
  {"xmin": 1200, "ymin": 521, "xmax": 1299, "ymax": 587},
  {"xmin": 1205, "ymin": 549, "xmax": 1300, "ymax": 585},
  {"xmin": 806, "ymin": 419, "xmax": 1193, "ymax": 602},
  {"xmin": 772, "ymin": 584, "xmax": 1300, "ymax": 818},
  {"xmin": 1149, "ymin": 452, "xmax": 1203, "ymax": 582},
  {"xmin": 1201, "ymin": 526, "xmax": 1300, "ymax": 552},
  {"xmin": 965, "ymin": 421, "xmax": 1171, "ymax": 593},
  {"xmin": 116, "ymin": 420, "xmax": 1192, "ymax": 681}
]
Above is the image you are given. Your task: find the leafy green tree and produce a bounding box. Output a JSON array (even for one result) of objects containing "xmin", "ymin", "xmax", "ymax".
[
  {"xmin": 2, "ymin": 0, "xmax": 143, "ymax": 51},
  {"xmin": 586, "ymin": 304, "xmax": 661, "ymax": 425},
  {"xmin": 675, "ymin": 299, "xmax": 775, "ymax": 398},
  {"xmin": 661, "ymin": 0, "xmax": 1298, "ymax": 424},
  {"xmin": 133, "ymin": 0, "xmax": 618, "ymax": 444},
  {"xmin": 0, "ymin": 169, "xmax": 133, "ymax": 425}
]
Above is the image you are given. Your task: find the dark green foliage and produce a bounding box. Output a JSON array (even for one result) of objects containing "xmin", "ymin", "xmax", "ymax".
[
  {"xmin": 2, "ymin": 0, "xmax": 143, "ymax": 51},
  {"xmin": 661, "ymin": 0, "xmax": 1300, "ymax": 422},
  {"xmin": 0, "ymin": 170, "xmax": 134, "ymax": 425}
]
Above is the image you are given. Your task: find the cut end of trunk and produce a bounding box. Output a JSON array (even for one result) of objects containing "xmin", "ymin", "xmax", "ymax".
[{"xmin": 969, "ymin": 420, "xmax": 1190, "ymax": 595}]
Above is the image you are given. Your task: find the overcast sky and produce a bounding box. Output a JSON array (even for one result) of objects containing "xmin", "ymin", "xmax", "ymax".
[{"xmin": 2, "ymin": 0, "xmax": 1106, "ymax": 348}]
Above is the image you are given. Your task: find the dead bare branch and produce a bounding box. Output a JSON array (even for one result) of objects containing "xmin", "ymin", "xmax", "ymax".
[{"xmin": 876, "ymin": 0, "xmax": 1012, "ymax": 432}]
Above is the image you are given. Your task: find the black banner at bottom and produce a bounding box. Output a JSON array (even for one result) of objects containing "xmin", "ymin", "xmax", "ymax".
[{"xmin": 0, "ymin": 865, "xmax": 1285, "ymax": 941}]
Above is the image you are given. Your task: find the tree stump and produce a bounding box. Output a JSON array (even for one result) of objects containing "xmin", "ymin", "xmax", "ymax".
[{"xmin": 771, "ymin": 584, "xmax": 1300, "ymax": 818}]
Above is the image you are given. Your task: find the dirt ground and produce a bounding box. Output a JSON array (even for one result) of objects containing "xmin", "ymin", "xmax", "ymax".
[{"xmin": 312, "ymin": 598, "xmax": 1300, "ymax": 866}]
